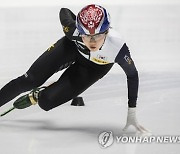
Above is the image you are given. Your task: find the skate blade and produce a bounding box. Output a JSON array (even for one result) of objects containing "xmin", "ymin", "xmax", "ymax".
[{"xmin": 0, "ymin": 107, "xmax": 15, "ymax": 117}]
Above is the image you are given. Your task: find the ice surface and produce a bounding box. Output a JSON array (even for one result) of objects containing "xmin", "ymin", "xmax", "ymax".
[{"xmin": 0, "ymin": 3, "xmax": 180, "ymax": 154}]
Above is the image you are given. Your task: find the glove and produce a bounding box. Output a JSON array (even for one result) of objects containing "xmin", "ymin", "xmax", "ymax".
[{"xmin": 123, "ymin": 107, "xmax": 150, "ymax": 133}]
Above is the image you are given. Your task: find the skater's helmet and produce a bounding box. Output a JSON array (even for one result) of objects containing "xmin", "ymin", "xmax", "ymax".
[{"xmin": 76, "ymin": 4, "xmax": 110, "ymax": 35}]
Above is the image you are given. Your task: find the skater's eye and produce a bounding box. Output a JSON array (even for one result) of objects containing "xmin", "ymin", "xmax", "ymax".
[{"xmin": 81, "ymin": 33, "xmax": 106, "ymax": 41}]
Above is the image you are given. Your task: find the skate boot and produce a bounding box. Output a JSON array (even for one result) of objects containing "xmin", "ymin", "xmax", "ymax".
[{"xmin": 13, "ymin": 87, "xmax": 45, "ymax": 109}]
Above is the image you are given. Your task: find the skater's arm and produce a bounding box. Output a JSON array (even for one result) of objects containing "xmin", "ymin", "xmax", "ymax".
[
  {"xmin": 59, "ymin": 8, "xmax": 76, "ymax": 40},
  {"xmin": 115, "ymin": 44, "xmax": 139, "ymax": 108},
  {"xmin": 115, "ymin": 44, "xmax": 150, "ymax": 133}
]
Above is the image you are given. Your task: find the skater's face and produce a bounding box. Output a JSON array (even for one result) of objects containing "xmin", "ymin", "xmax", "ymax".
[{"xmin": 82, "ymin": 31, "xmax": 108, "ymax": 51}]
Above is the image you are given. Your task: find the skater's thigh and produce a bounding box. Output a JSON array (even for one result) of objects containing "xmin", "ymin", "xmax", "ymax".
[
  {"xmin": 26, "ymin": 36, "xmax": 77, "ymax": 83},
  {"xmin": 38, "ymin": 63, "xmax": 111, "ymax": 111}
]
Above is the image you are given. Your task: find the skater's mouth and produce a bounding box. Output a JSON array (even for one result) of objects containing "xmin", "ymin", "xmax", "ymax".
[
  {"xmin": 89, "ymin": 46, "xmax": 97, "ymax": 51},
  {"xmin": 90, "ymin": 46, "xmax": 96, "ymax": 49}
]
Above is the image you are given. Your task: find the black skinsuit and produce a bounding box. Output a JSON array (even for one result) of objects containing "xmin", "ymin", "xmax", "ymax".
[{"xmin": 0, "ymin": 8, "xmax": 138, "ymax": 111}]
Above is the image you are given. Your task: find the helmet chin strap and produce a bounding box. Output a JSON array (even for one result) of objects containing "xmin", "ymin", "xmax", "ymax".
[{"xmin": 99, "ymin": 31, "xmax": 108, "ymax": 50}]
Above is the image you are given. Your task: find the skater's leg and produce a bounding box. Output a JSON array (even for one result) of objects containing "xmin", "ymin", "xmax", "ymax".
[
  {"xmin": 0, "ymin": 36, "xmax": 77, "ymax": 107},
  {"xmin": 38, "ymin": 62, "xmax": 113, "ymax": 111}
]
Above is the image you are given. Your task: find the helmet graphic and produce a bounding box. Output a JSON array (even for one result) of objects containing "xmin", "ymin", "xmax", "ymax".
[{"xmin": 76, "ymin": 4, "xmax": 110, "ymax": 35}]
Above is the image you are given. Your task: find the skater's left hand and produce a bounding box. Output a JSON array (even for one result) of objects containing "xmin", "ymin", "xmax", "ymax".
[{"xmin": 123, "ymin": 107, "xmax": 150, "ymax": 133}]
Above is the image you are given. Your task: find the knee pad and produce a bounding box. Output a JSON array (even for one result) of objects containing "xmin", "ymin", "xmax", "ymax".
[
  {"xmin": 38, "ymin": 90, "xmax": 68, "ymax": 111},
  {"xmin": 38, "ymin": 92, "xmax": 54, "ymax": 111}
]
